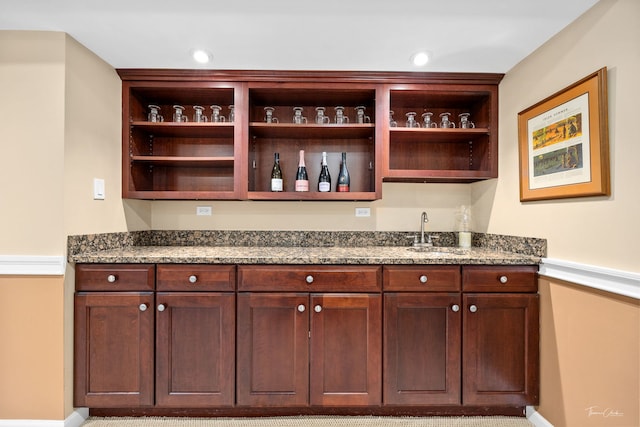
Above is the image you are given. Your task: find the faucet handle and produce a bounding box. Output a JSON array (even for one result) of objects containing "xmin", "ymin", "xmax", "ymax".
[{"xmin": 408, "ymin": 234, "xmax": 419, "ymax": 246}]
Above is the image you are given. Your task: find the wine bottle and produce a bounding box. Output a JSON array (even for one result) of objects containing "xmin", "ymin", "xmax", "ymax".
[
  {"xmin": 294, "ymin": 150, "xmax": 309, "ymax": 192},
  {"xmin": 270, "ymin": 152, "xmax": 283, "ymax": 192},
  {"xmin": 318, "ymin": 151, "xmax": 331, "ymax": 192},
  {"xmin": 336, "ymin": 152, "xmax": 350, "ymax": 192}
]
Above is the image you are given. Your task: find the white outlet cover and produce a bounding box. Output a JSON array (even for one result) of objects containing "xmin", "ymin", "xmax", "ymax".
[
  {"xmin": 93, "ymin": 178, "xmax": 105, "ymax": 200},
  {"xmin": 196, "ymin": 206, "xmax": 212, "ymax": 216},
  {"xmin": 355, "ymin": 207, "xmax": 371, "ymax": 217}
]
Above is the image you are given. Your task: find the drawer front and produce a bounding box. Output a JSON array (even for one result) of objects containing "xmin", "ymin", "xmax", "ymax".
[
  {"xmin": 75, "ymin": 264, "xmax": 155, "ymax": 291},
  {"xmin": 156, "ymin": 264, "xmax": 236, "ymax": 291},
  {"xmin": 462, "ymin": 265, "xmax": 538, "ymax": 292},
  {"xmin": 238, "ymin": 265, "xmax": 381, "ymax": 292},
  {"xmin": 383, "ymin": 265, "xmax": 460, "ymax": 292}
]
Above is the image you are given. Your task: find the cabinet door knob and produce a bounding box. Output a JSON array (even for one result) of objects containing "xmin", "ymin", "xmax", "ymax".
[
  {"xmin": 306, "ymin": 275, "xmax": 314, "ymax": 284},
  {"xmin": 314, "ymin": 305, "xmax": 322, "ymax": 313},
  {"xmin": 189, "ymin": 275, "xmax": 198, "ymax": 284},
  {"xmin": 297, "ymin": 304, "xmax": 306, "ymax": 313},
  {"xmin": 107, "ymin": 274, "xmax": 117, "ymax": 283},
  {"xmin": 469, "ymin": 304, "xmax": 478, "ymax": 313},
  {"xmin": 157, "ymin": 304, "xmax": 166, "ymax": 312},
  {"xmin": 139, "ymin": 303, "xmax": 148, "ymax": 312},
  {"xmin": 419, "ymin": 275, "xmax": 428, "ymax": 284},
  {"xmin": 451, "ymin": 304, "xmax": 460, "ymax": 312},
  {"xmin": 499, "ymin": 275, "xmax": 508, "ymax": 284}
]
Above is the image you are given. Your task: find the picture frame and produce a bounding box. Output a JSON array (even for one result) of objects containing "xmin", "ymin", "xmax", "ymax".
[{"xmin": 517, "ymin": 67, "xmax": 610, "ymax": 202}]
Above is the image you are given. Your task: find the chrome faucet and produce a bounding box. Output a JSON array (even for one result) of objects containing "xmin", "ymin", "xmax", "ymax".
[{"xmin": 413, "ymin": 211, "xmax": 433, "ymax": 247}]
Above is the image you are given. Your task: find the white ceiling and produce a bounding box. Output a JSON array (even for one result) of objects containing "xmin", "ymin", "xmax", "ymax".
[{"xmin": 0, "ymin": 0, "xmax": 599, "ymax": 73}]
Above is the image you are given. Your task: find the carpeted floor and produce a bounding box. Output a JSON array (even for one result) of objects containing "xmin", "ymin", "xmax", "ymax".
[{"xmin": 81, "ymin": 416, "xmax": 534, "ymax": 427}]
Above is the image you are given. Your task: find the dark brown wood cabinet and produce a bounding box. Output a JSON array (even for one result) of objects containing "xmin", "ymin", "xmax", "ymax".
[
  {"xmin": 462, "ymin": 265, "xmax": 539, "ymax": 406},
  {"xmin": 383, "ymin": 266, "xmax": 462, "ymax": 405},
  {"xmin": 74, "ymin": 264, "xmax": 156, "ymax": 408},
  {"xmin": 75, "ymin": 261, "xmax": 537, "ymax": 414},
  {"xmin": 236, "ymin": 265, "xmax": 382, "ymax": 407},
  {"xmin": 75, "ymin": 264, "xmax": 236, "ymax": 408},
  {"xmin": 382, "ymin": 265, "xmax": 539, "ymax": 407},
  {"xmin": 117, "ymin": 70, "xmax": 502, "ymax": 200}
]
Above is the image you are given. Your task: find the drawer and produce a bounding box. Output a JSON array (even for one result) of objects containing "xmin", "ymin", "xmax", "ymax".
[
  {"xmin": 75, "ymin": 264, "xmax": 155, "ymax": 291},
  {"xmin": 238, "ymin": 265, "xmax": 381, "ymax": 292},
  {"xmin": 383, "ymin": 265, "xmax": 460, "ymax": 292},
  {"xmin": 462, "ymin": 265, "xmax": 538, "ymax": 292},
  {"xmin": 156, "ymin": 264, "xmax": 236, "ymax": 291}
]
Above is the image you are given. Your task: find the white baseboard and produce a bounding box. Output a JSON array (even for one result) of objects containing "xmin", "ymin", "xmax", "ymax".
[
  {"xmin": 0, "ymin": 408, "xmax": 87, "ymax": 427},
  {"xmin": 540, "ymin": 257, "xmax": 640, "ymax": 300},
  {"xmin": 527, "ymin": 406, "xmax": 554, "ymax": 427},
  {"xmin": 0, "ymin": 255, "xmax": 66, "ymax": 276}
]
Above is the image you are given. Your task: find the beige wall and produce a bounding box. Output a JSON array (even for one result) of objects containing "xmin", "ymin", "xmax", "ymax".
[
  {"xmin": 150, "ymin": 182, "xmax": 471, "ymax": 231},
  {"xmin": 481, "ymin": 1, "xmax": 640, "ymax": 426},
  {"xmin": 539, "ymin": 278, "xmax": 639, "ymax": 427},
  {"xmin": 474, "ymin": 0, "xmax": 639, "ymax": 273},
  {"xmin": 0, "ymin": 31, "xmax": 66, "ymax": 256},
  {"xmin": 0, "ymin": 31, "xmax": 129, "ymax": 421}
]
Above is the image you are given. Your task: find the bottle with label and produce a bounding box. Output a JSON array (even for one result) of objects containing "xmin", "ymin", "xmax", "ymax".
[
  {"xmin": 294, "ymin": 150, "xmax": 309, "ymax": 192},
  {"xmin": 270, "ymin": 152, "xmax": 283, "ymax": 192},
  {"xmin": 336, "ymin": 152, "xmax": 350, "ymax": 192},
  {"xmin": 318, "ymin": 151, "xmax": 331, "ymax": 192}
]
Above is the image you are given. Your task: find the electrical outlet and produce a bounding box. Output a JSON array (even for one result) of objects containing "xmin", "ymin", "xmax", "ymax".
[
  {"xmin": 196, "ymin": 206, "xmax": 212, "ymax": 216},
  {"xmin": 355, "ymin": 207, "xmax": 371, "ymax": 217}
]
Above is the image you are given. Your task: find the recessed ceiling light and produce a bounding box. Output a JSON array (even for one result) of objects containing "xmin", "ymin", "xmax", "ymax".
[
  {"xmin": 192, "ymin": 49, "xmax": 212, "ymax": 64},
  {"xmin": 411, "ymin": 51, "xmax": 430, "ymax": 67}
]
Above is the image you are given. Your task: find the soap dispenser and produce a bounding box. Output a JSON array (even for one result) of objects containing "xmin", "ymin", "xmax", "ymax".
[{"xmin": 455, "ymin": 205, "xmax": 472, "ymax": 248}]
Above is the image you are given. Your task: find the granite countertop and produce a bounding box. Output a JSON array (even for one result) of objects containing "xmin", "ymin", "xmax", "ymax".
[{"xmin": 67, "ymin": 231, "xmax": 544, "ymax": 265}]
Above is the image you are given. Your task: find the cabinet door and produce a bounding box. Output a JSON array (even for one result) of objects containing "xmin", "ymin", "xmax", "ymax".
[
  {"xmin": 155, "ymin": 292, "xmax": 235, "ymax": 407},
  {"xmin": 310, "ymin": 293, "xmax": 382, "ymax": 406},
  {"xmin": 462, "ymin": 293, "xmax": 539, "ymax": 406},
  {"xmin": 383, "ymin": 293, "xmax": 461, "ymax": 405},
  {"xmin": 236, "ymin": 293, "xmax": 310, "ymax": 406},
  {"xmin": 74, "ymin": 292, "xmax": 154, "ymax": 407}
]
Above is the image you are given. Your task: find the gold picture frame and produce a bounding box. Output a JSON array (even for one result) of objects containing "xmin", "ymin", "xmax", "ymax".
[{"xmin": 518, "ymin": 67, "xmax": 610, "ymax": 202}]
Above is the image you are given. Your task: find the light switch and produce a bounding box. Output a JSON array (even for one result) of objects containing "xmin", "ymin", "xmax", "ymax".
[{"xmin": 93, "ymin": 178, "xmax": 105, "ymax": 200}]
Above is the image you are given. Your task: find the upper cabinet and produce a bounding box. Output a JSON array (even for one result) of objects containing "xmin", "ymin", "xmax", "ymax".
[
  {"xmin": 121, "ymin": 79, "xmax": 244, "ymax": 200},
  {"xmin": 383, "ymin": 82, "xmax": 499, "ymax": 182},
  {"xmin": 118, "ymin": 70, "xmax": 502, "ymax": 200},
  {"xmin": 247, "ymin": 83, "xmax": 381, "ymax": 200}
]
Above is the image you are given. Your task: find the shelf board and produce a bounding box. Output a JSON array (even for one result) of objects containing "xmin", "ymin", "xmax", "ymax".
[
  {"xmin": 131, "ymin": 121, "xmax": 234, "ymax": 137},
  {"xmin": 390, "ymin": 127, "xmax": 489, "ymax": 143},
  {"xmin": 248, "ymin": 191, "xmax": 377, "ymax": 201},
  {"xmin": 131, "ymin": 156, "xmax": 235, "ymax": 167},
  {"xmin": 250, "ymin": 123, "xmax": 375, "ymax": 139}
]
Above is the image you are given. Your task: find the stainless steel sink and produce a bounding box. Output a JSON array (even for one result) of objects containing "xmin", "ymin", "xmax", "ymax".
[{"xmin": 407, "ymin": 246, "xmax": 470, "ymax": 256}]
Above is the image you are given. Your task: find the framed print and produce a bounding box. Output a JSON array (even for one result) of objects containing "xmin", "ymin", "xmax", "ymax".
[{"xmin": 518, "ymin": 67, "xmax": 610, "ymax": 202}]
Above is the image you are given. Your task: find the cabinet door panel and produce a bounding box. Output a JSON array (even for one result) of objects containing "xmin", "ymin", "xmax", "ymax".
[
  {"xmin": 155, "ymin": 292, "xmax": 235, "ymax": 407},
  {"xmin": 74, "ymin": 292, "xmax": 154, "ymax": 407},
  {"xmin": 310, "ymin": 293, "xmax": 381, "ymax": 406},
  {"xmin": 384, "ymin": 293, "xmax": 461, "ymax": 405},
  {"xmin": 236, "ymin": 293, "xmax": 309, "ymax": 406},
  {"xmin": 463, "ymin": 293, "xmax": 539, "ymax": 406}
]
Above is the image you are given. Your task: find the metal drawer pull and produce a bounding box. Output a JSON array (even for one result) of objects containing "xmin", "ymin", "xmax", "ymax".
[
  {"xmin": 107, "ymin": 274, "xmax": 117, "ymax": 283},
  {"xmin": 469, "ymin": 305, "xmax": 478, "ymax": 313},
  {"xmin": 451, "ymin": 304, "xmax": 460, "ymax": 312},
  {"xmin": 314, "ymin": 305, "xmax": 322, "ymax": 313},
  {"xmin": 189, "ymin": 275, "xmax": 198, "ymax": 283},
  {"xmin": 297, "ymin": 304, "xmax": 306, "ymax": 313},
  {"xmin": 139, "ymin": 304, "xmax": 148, "ymax": 312},
  {"xmin": 306, "ymin": 275, "xmax": 314, "ymax": 284},
  {"xmin": 419, "ymin": 275, "xmax": 428, "ymax": 284},
  {"xmin": 499, "ymin": 275, "xmax": 508, "ymax": 284},
  {"xmin": 157, "ymin": 304, "xmax": 166, "ymax": 312}
]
